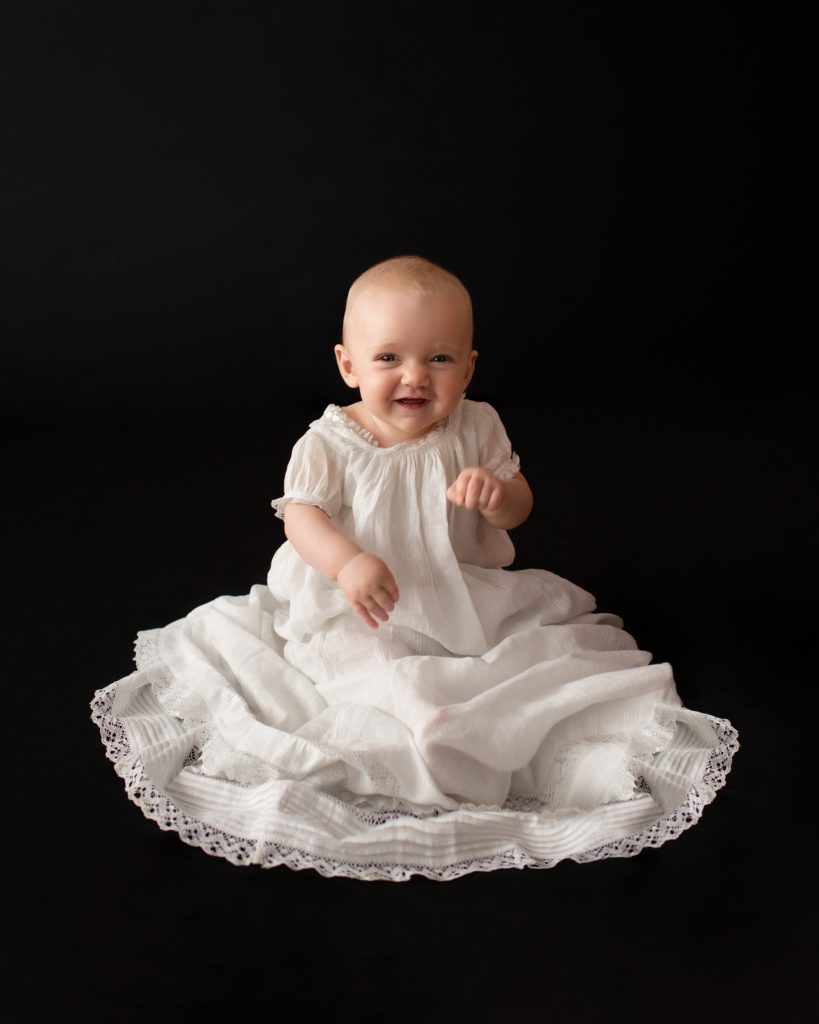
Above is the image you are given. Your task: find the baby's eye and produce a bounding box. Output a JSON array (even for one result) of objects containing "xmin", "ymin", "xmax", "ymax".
[
  {"xmin": 431, "ymin": 355, "xmax": 452, "ymax": 363},
  {"xmin": 377, "ymin": 354, "xmax": 397, "ymax": 362}
]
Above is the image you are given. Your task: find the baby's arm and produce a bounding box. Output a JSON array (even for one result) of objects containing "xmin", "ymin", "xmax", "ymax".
[
  {"xmin": 283, "ymin": 503, "xmax": 399, "ymax": 629},
  {"xmin": 447, "ymin": 469, "xmax": 533, "ymax": 530}
]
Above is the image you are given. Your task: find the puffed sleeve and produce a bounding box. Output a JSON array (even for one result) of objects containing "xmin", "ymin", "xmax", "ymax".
[
  {"xmin": 477, "ymin": 401, "xmax": 521, "ymax": 480},
  {"xmin": 271, "ymin": 430, "xmax": 344, "ymax": 521}
]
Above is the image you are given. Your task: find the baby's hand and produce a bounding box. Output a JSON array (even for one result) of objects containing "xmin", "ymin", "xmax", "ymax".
[
  {"xmin": 335, "ymin": 552, "xmax": 400, "ymax": 630},
  {"xmin": 446, "ymin": 467, "xmax": 506, "ymax": 513}
]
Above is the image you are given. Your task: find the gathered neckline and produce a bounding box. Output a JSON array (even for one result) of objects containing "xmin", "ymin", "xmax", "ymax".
[{"xmin": 324, "ymin": 398, "xmax": 463, "ymax": 451}]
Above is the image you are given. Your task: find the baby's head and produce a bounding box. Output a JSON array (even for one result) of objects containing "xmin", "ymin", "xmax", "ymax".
[
  {"xmin": 335, "ymin": 255, "xmax": 478, "ymax": 444},
  {"xmin": 341, "ymin": 255, "xmax": 474, "ymax": 350}
]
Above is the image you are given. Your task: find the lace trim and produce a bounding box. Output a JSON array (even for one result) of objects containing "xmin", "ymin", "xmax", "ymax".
[
  {"xmin": 89, "ymin": 682, "xmax": 739, "ymax": 881},
  {"xmin": 495, "ymin": 451, "xmax": 522, "ymax": 481},
  {"xmin": 90, "ymin": 638, "xmax": 740, "ymax": 881},
  {"xmin": 270, "ymin": 492, "xmax": 337, "ymax": 522},
  {"xmin": 324, "ymin": 403, "xmax": 454, "ymax": 451},
  {"xmin": 535, "ymin": 709, "xmax": 680, "ymax": 808},
  {"xmin": 135, "ymin": 632, "xmax": 209, "ymax": 724}
]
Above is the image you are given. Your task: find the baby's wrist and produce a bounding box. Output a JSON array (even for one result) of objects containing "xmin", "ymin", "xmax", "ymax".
[{"xmin": 333, "ymin": 549, "xmax": 367, "ymax": 582}]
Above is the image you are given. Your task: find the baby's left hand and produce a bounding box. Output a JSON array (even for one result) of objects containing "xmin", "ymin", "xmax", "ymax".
[{"xmin": 446, "ymin": 467, "xmax": 505, "ymax": 513}]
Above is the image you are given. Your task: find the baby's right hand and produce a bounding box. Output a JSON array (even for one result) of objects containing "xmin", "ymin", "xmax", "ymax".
[{"xmin": 335, "ymin": 552, "xmax": 399, "ymax": 630}]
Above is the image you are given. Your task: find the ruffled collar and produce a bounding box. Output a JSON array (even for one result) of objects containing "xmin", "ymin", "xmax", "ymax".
[{"xmin": 322, "ymin": 395, "xmax": 465, "ymax": 451}]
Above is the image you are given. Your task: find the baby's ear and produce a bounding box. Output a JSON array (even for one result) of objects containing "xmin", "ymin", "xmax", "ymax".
[
  {"xmin": 464, "ymin": 348, "xmax": 478, "ymax": 386},
  {"xmin": 334, "ymin": 344, "xmax": 358, "ymax": 387}
]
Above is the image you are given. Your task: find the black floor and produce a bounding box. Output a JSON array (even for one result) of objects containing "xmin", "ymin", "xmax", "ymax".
[{"xmin": 8, "ymin": 392, "xmax": 813, "ymax": 1021}]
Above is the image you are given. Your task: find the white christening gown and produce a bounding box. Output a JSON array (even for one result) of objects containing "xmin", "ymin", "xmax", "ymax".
[{"xmin": 90, "ymin": 396, "xmax": 739, "ymax": 881}]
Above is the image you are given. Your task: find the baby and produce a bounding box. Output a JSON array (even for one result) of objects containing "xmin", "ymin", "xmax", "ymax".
[
  {"xmin": 91, "ymin": 252, "xmax": 739, "ymax": 877},
  {"xmin": 283, "ymin": 255, "xmax": 534, "ymax": 630}
]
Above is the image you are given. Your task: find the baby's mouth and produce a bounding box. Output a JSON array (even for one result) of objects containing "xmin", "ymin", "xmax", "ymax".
[{"xmin": 395, "ymin": 398, "xmax": 429, "ymax": 407}]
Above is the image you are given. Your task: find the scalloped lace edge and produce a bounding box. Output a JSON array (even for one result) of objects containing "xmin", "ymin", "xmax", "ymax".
[
  {"xmin": 325, "ymin": 403, "xmax": 452, "ymax": 450},
  {"xmin": 90, "ymin": 635, "xmax": 740, "ymax": 881}
]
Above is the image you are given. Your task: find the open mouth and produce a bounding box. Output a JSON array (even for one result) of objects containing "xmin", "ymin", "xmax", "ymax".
[{"xmin": 396, "ymin": 398, "xmax": 429, "ymax": 407}]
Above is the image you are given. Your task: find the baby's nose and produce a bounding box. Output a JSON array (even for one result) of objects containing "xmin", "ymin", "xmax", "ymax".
[{"xmin": 401, "ymin": 362, "xmax": 431, "ymax": 385}]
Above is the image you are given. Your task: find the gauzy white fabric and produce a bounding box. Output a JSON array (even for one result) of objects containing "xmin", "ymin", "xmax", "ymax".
[{"xmin": 90, "ymin": 397, "xmax": 739, "ymax": 881}]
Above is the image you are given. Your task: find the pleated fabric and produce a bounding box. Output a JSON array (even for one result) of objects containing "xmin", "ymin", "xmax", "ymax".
[{"xmin": 90, "ymin": 398, "xmax": 739, "ymax": 880}]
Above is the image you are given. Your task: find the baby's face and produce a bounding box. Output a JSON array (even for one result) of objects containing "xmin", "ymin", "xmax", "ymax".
[{"xmin": 335, "ymin": 284, "xmax": 477, "ymax": 446}]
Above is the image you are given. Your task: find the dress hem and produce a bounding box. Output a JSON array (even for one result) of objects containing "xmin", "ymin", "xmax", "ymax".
[{"xmin": 89, "ymin": 653, "xmax": 740, "ymax": 882}]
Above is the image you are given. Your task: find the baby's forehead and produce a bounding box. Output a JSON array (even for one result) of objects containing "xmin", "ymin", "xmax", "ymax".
[
  {"xmin": 352, "ymin": 280, "xmax": 469, "ymax": 318},
  {"xmin": 343, "ymin": 278, "xmax": 474, "ymax": 350}
]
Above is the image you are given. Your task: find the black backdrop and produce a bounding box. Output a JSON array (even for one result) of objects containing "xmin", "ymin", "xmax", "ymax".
[{"xmin": 6, "ymin": 4, "xmax": 814, "ymax": 1021}]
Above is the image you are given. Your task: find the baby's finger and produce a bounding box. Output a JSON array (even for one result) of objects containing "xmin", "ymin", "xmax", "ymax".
[
  {"xmin": 472, "ymin": 475, "xmax": 489, "ymax": 508},
  {"xmin": 479, "ymin": 475, "xmax": 497, "ymax": 509},
  {"xmin": 353, "ymin": 601, "xmax": 379, "ymax": 629},
  {"xmin": 486, "ymin": 482, "xmax": 505, "ymax": 511},
  {"xmin": 464, "ymin": 473, "xmax": 484, "ymax": 509},
  {"xmin": 360, "ymin": 594, "xmax": 390, "ymax": 622},
  {"xmin": 373, "ymin": 586, "xmax": 396, "ymax": 613}
]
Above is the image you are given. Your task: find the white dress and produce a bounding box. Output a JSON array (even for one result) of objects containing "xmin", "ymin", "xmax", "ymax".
[{"xmin": 90, "ymin": 396, "xmax": 739, "ymax": 881}]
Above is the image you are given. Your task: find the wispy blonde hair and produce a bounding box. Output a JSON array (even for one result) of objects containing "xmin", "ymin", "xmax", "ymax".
[{"xmin": 342, "ymin": 254, "xmax": 473, "ymax": 346}]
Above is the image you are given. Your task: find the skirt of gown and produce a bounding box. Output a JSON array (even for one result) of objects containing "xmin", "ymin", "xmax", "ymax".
[{"xmin": 90, "ymin": 562, "xmax": 739, "ymax": 882}]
